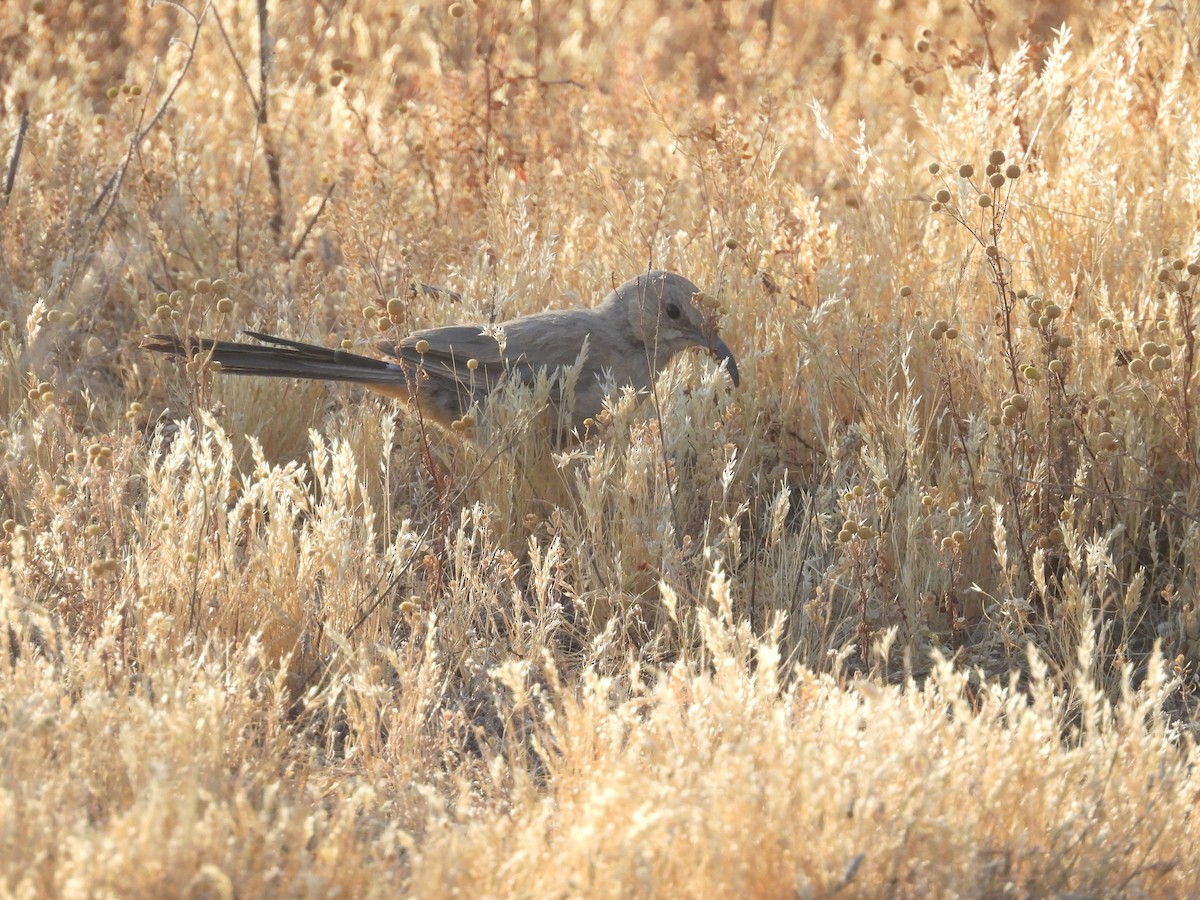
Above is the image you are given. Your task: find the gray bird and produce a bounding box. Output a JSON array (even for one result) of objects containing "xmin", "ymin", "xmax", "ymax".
[{"xmin": 142, "ymin": 270, "xmax": 739, "ymax": 431}]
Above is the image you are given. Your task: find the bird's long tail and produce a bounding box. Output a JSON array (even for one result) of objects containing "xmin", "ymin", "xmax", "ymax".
[{"xmin": 141, "ymin": 330, "xmax": 413, "ymax": 390}]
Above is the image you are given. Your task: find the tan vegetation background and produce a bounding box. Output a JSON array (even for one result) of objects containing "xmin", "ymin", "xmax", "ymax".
[{"xmin": 2, "ymin": 0, "xmax": 1200, "ymax": 894}]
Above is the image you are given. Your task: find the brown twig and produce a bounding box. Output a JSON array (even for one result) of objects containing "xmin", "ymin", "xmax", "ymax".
[
  {"xmin": 3, "ymin": 109, "xmax": 29, "ymax": 202},
  {"xmin": 288, "ymin": 180, "xmax": 337, "ymax": 261},
  {"xmin": 258, "ymin": 0, "xmax": 285, "ymax": 244}
]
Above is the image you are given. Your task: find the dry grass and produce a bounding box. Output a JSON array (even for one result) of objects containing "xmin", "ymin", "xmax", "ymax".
[{"xmin": 2, "ymin": 0, "xmax": 1200, "ymax": 894}]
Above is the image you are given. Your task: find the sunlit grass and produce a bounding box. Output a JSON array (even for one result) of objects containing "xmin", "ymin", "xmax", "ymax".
[{"xmin": 2, "ymin": 0, "xmax": 1200, "ymax": 894}]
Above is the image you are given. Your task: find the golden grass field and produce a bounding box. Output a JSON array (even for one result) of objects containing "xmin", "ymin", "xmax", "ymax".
[{"xmin": 3, "ymin": 0, "xmax": 1200, "ymax": 894}]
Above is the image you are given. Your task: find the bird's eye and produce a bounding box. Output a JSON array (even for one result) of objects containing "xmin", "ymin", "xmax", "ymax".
[{"xmin": 666, "ymin": 302, "xmax": 681, "ymax": 320}]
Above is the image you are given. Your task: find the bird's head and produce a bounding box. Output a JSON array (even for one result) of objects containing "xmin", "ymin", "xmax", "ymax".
[{"xmin": 613, "ymin": 270, "xmax": 740, "ymax": 386}]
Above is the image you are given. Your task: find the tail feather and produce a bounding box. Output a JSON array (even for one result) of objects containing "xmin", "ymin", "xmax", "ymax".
[{"xmin": 141, "ymin": 331, "xmax": 414, "ymax": 390}]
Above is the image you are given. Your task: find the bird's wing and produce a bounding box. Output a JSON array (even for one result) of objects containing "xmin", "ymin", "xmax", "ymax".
[{"xmin": 378, "ymin": 312, "xmax": 602, "ymax": 393}]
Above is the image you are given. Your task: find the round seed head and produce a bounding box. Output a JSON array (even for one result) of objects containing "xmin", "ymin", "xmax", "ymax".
[
  {"xmin": 1173, "ymin": 258, "xmax": 1186, "ymax": 270},
  {"xmin": 414, "ymin": 339, "xmax": 430, "ymax": 355},
  {"xmin": 985, "ymin": 245, "xmax": 999, "ymax": 258},
  {"xmin": 1097, "ymin": 432, "xmax": 1118, "ymax": 451},
  {"xmin": 900, "ymin": 285, "xmax": 913, "ymax": 297},
  {"xmin": 916, "ymin": 39, "xmax": 930, "ymax": 52},
  {"xmin": 944, "ymin": 327, "xmax": 958, "ymax": 339},
  {"xmin": 931, "ymin": 202, "xmax": 942, "ymax": 212},
  {"xmin": 935, "ymin": 188, "xmax": 951, "ymax": 203},
  {"xmin": 156, "ymin": 305, "xmax": 172, "ymax": 321},
  {"xmin": 989, "ymin": 413, "xmax": 1002, "ymax": 426},
  {"xmin": 989, "ymin": 172, "xmax": 1005, "ymax": 188},
  {"xmin": 1005, "ymin": 164, "xmax": 1021, "ymax": 179},
  {"xmin": 1189, "ymin": 263, "xmax": 1200, "ymax": 276},
  {"xmin": 989, "ymin": 149, "xmax": 1006, "ymax": 165},
  {"xmin": 912, "ymin": 80, "xmax": 926, "ymax": 95},
  {"xmin": 871, "ymin": 52, "xmax": 883, "ymax": 65},
  {"xmin": 449, "ymin": 2, "xmax": 466, "ymax": 17},
  {"xmin": 341, "ymin": 339, "xmax": 354, "ymax": 350},
  {"xmin": 1057, "ymin": 335, "xmax": 1073, "ymax": 348},
  {"xmin": 216, "ymin": 297, "xmax": 234, "ymax": 314},
  {"xmin": 986, "ymin": 163, "xmax": 998, "ymax": 177},
  {"xmin": 1044, "ymin": 303, "xmax": 1062, "ymax": 319},
  {"xmin": 386, "ymin": 297, "xmax": 404, "ymax": 317},
  {"xmin": 978, "ymin": 194, "xmax": 992, "ymax": 208},
  {"xmin": 1098, "ymin": 316, "xmax": 1114, "ymax": 330},
  {"xmin": 1129, "ymin": 358, "xmax": 1148, "ymax": 376},
  {"xmin": 330, "ymin": 73, "xmax": 344, "ymax": 87},
  {"xmin": 725, "ymin": 237, "xmax": 739, "ymax": 250},
  {"xmin": 1157, "ymin": 343, "xmax": 1172, "ymax": 356},
  {"xmin": 1009, "ymin": 394, "xmax": 1029, "ymax": 412},
  {"xmin": 1049, "ymin": 359, "xmax": 1064, "ymax": 375},
  {"xmin": 1175, "ymin": 280, "xmax": 1190, "ymax": 294},
  {"xmin": 1140, "ymin": 340, "xmax": 1158, "ymax": 358},
  {"xmin": 1150, "ymin": 356, "xmax": 1171, "ymax": 372},
  {"xmin": 928, "ymin": 162, "xmax": 940, "ymax": 174},
  {"xmin": 467, "ymin": 358, "xmax": 479, "ymax": 370},
  {"xmin": 958, "ymin": 164, "xmax": 974, "ymax": 178}
]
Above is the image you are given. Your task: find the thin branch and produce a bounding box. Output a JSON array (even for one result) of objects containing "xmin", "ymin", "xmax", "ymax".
[
  {"xmin": 89, "ymin": 0, "xmax": 210, "ymax": 219},
  {"xmin": 287, "ymin": 179, "xmax": 337, "ymax": 261},
  {"xmin": 257, "ymin": 0, "xmax": 285, "ymax": 244},
  {"xmin": 3, "ymin": 109, "xmax": 29, "ymax": 201}
]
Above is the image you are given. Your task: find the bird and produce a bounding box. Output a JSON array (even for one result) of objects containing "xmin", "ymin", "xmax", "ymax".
[{"xmin": 142, "ymin": 270, "xmax": 739, "ymax": 432}]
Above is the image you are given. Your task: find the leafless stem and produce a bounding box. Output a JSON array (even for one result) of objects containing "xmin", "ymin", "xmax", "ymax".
[
  {"xmin": 3, "ymin": 110, "xmax": 29, "ymax": 202},
  {"xmin": 258, "ymin": 0, "xmax": 285, "ymax": 244},
  {"xmin": 288, "ymin": 180, "xmax": 337, "ymax": 261}
]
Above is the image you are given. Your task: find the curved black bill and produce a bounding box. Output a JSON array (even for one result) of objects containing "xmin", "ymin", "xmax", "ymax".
[{"xmin": 713, "ymin": 338, "xmax": 740, "ymax": 387}]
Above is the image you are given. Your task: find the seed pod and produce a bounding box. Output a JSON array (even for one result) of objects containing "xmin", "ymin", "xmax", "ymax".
[
  {"xmin": 935, "ymin": 188, "xmax": 951, "ymax": 203},
  {"xmin": 978, "ymin": 194, "xmax": 992, "ymax": 208},
  {"xmin": 959, "ymin": 164, "xmax": 974, "ymax": 178},
  {"xmin": 989, "ymin": 172, "xmax": 1005, "ymax": 188},
  {"xmin": 989, "ymin": 149, "xmax": 1006, "ymax": 165},
  {"xmin": 1005, "ymin": 164, "xmax": 1021, "ymax": 179}
]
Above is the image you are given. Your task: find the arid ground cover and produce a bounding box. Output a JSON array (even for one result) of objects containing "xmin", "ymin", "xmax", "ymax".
[{"xmin": 2, "ymin": 0, "xmax": 1200, "ymax": 895}]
